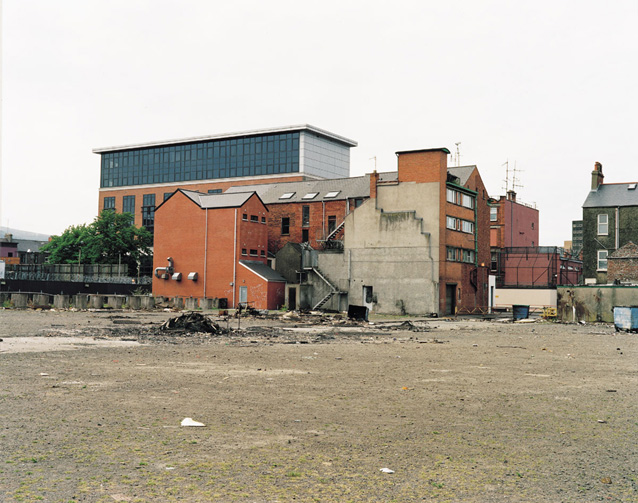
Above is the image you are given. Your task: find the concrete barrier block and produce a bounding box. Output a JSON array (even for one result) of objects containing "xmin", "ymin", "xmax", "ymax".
[
  {"xmin": 73, "ymin": 294, "xmax": 89, "ymax": 309},
  {"xmin": 172, "ymin": 297, "xmax": 184, "ymax": 310},
  {"xmin": 90, "ymin": 295, "xmax": 105, "ymax": 309},
  {"xmin": 127, "ymin": 295, "xmax": 142, "ymax": 310},
  {"xmin": 141, "ymin": 296, "xmax": 155, "ymax": 309},
  {"xmin": 185, "ymin": 298, "xmax": 199, "ymax": 310},
  {"xmin": 107, "ymin": 296, "xmax": 124, "ymax": 309},
  {"xmin": 11, "ymin": 293, "xmax": 28, "ymax": 308},
  {"xmin": 54, "ymin": 295, "xmax": 70, "ymax": 309},
  {"xmin": 34, "ymin": 294, "xmax": 51, "ymax": 307},
  {"xmin": 200, "ymin": 298, "xmax": 215, "ymax": 310}
]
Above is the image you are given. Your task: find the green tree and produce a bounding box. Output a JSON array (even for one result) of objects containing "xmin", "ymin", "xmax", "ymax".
[{"xmin": 42, "ymin": 211, "xmax": 153, "ymax": 272}]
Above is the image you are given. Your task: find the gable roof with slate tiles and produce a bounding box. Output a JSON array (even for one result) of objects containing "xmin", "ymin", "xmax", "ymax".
[
  {"xmin": 582, "ymin": 183, "xmax": 638, "ymax": 208},
  {"xmin": 156, "ymin": 189, "xmax": 265, "ymax": 211},
  {"xmin": 224, "ymin": 175, "xmax": 379, "ymax": 204}
]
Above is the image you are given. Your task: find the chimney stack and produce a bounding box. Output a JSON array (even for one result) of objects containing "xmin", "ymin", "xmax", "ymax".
[
  {"xmin": 369, "ymin": 171, "xmax": 379, "ymax": 198},
  {"xmin": 506, "ymin": 190, "xmax": 516, "ymax": 202},
  {"xmin": 591, "ymin": 161, "xmax": 604, "ymax": 190}
]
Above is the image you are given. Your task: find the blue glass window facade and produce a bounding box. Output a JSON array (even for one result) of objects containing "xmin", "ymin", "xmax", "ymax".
[{"xmin": 100, "ymin": 132, "xmax": 300, "ymax": 188}]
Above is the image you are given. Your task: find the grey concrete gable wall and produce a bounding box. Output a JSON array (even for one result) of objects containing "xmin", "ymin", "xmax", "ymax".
[{"xmin": 332, "ymin": 184, "xmax": 439, "ymax": 314}]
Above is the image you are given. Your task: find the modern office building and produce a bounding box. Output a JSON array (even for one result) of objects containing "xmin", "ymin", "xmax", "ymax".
[{"xmin": 94, "ymin": 125, "xmax": 357, "ymax": 233}]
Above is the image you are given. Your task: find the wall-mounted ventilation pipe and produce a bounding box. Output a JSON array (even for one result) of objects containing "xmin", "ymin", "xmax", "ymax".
[{"xmin": 154, "ymin": 257, "xmax": 174, "ymax": 279}]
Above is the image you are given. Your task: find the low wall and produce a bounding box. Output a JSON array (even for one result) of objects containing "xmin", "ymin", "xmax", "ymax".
[
  {"xmin": 493, "ymin": 288, "xmax": 557, "ymax": 310},
  {"xmin": 557, "ymin": 285, "xmax": 638, "ymax": 323}
]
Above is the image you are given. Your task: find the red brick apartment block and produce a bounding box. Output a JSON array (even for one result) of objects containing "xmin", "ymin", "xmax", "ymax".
[{"xmin": 152, "ymin": 190, "xmax": 284, "ymax": 309}]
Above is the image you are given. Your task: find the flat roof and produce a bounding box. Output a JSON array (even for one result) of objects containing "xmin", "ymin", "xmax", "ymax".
[
  {"xmin": 93, "ymin": 124, "xmax": 357, "ymax": 153},
  {"xmin": 395, "ymin": 147, "xmax": 451, "ymax": 155}
]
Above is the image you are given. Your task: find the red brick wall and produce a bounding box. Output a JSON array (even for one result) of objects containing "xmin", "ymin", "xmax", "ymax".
[
  {"xmin": 266, "ymin": 200, "xmax": 350, "ymax": 253},
  {"xmin": 397, "ymin": 150, "xmax": 448, "ymax": 184},
  {"xmin": 152, "ymin": 192, "xmax": 269, "ymax": 307}
]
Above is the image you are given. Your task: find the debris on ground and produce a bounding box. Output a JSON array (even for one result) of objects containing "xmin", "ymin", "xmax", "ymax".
[
  {"xmin": 160, "ymin": 312, "xmax": 225, "ymax": 333},
  {"xmin": 181, "ymin": 417, "xmax": 206, "ymax": 427},
  {"xmin": 380, "ymin": 468, "xmax": 395, "ymax": 474}
]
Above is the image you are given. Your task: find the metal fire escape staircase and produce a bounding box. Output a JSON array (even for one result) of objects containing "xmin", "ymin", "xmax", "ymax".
[
  {"xmin": 319, "ymin": 219, "xmax": 346, "ymax": 250},
  {"xmin": 311, "ymin": 266, "xmax": 344, "ymax": 310}
]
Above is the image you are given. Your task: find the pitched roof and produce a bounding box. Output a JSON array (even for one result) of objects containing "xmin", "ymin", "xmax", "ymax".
[
  {"xmin": 239, "ymin": 261, "xmax": 286, "ymax": 282},
  {"xmin": 448, "ymin": 166, "xmax": 476, "ymax": 186},
  {"xmin": 582, "ymin": 183, "xmax": 638, "ymax": 208},
  {"xmin": 157, "ymin": 189, "xmax": 261, "ymax": 211},
  {"xmin": 224, "ymin": 175, "xmax": 375, "ymax": 204}
]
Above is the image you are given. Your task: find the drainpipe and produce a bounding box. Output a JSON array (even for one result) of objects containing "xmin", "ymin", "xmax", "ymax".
[
  {"xmin": 322, "ymin": 201, "xmax": 326, "ymax": 239},
  {"xmin": 615, "ymin": 207, "xmax": 619, "ymax": 250},
  {"xmin": 203, "ymin": 207, "xmax": 208, "ymax": 298},
  {"xmin": 233, "ymin": 208, "xmax": 237, "ymax": 308}
]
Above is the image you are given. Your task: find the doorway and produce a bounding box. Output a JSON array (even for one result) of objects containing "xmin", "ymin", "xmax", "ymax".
[
  {"xmin": 363, "ymin": 285, "xmax": 374, "ymax": 312},
  {"xmin": 239, "ymin": 286, "xmax": 248, "ymax": 306},
  {"xmin": 445, "ymin": 284, "xmax": 456, "ymax": 315},
  {"xmin": 288, "ymin": 287, "xmax": 297, "ymax": 310}
]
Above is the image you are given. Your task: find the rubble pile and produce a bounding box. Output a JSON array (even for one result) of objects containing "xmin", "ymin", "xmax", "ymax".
[{"xmin": 159, "ymin": 312, "xmax": 227, "ymax": 334}]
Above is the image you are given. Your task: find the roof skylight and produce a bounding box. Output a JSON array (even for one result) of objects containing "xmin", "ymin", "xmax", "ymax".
[
  {"xmin": 324, "ymin": 191, "xmax": 340, "ymax": 199},
  {"xmin": 279, "ymin": 192, "xmax": 295, "ymax": 200},
  {"xmin": 302, "ymin": 192, "xmax": 319, "ymax": 200}
]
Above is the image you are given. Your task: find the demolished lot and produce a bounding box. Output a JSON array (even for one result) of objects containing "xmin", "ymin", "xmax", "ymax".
[{"xmin": 0, "ymin": 309, "xmax": 636, "ymax": 502}]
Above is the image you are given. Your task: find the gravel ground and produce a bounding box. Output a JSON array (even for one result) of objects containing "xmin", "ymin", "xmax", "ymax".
[{"xmin": 0, "ymin": 309, "xmax": 637, "ymax": 503}]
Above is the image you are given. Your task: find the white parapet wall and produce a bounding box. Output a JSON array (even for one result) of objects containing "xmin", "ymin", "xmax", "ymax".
[{"xmin": 493, "ymin": 289, "xmax": 557, "ymax": 310}]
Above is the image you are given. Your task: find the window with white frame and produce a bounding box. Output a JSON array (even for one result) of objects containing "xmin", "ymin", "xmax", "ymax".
[
  {"xmin": 446, "ymin": 216, "xmax": 457, "ymax": 230},
  {"xmin": 597, "ymin": 214, "xmax": 608, "ymax": 235},
  {"xmin": 597, "ymin": 250, "xmax": 608, "ymax": 271},
  {"xmin": 461, "ymin": 193, "xmax": 474, "ymax": 209},
  {"xmin": 490, "ymin": 207, "xmax": 497, "ymax": 221},
  {"xmin": 462, "ymin": 220, "xmax": 474, "ymax": 234}
]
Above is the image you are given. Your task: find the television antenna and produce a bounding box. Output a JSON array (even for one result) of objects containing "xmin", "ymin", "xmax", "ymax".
[{"xmin": 502, "ymin": 160, "xmax": 524, "ymax": 193}]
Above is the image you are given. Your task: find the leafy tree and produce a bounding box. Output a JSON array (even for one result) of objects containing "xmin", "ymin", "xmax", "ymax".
[{"xmin": 42, "ymin": 211, "xmax": 153, "ymax": 272}]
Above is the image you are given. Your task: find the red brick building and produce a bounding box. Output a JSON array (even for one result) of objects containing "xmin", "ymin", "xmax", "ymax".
[
  {"xmin": 225, "ymin": 176, "xmax": 375, "ymax": 253},
  {"xmin": 152, "ymin": 190, "xmax": 285, "ymax": 309},
  {"xmin": 395, "ymin": 151, "xmax": 491, "ymax": 313}
]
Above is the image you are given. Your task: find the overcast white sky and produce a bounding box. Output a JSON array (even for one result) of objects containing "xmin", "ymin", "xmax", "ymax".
[{"xmin": 1, "ymin": 0, "xmax": 636, "ymax": 245}]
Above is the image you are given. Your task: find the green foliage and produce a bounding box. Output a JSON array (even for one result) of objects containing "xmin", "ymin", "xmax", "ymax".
[{"xmin": 42, "ymin": 211, "xmax": 152, "ymax": 270}]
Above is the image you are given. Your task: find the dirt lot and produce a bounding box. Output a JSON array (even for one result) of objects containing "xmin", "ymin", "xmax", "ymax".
[{"xmin": 0, "ymin": 308, "xmax": 637, "ymax": 503}]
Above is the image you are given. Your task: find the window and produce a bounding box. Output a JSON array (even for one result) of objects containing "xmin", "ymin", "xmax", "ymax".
[
  {"xmin": 242, "ymin": 248, "xmax": 247, "ymax": 255},
  {"xmin": 279, "ymin": 192, "xmax": 295, "ymax": 200},
  {"xmin": 103, "ymin": 197, "xmax": 115, "ymax": 211},
  {"xmin": 446, "ymin": 188, "xmax": 456, "ymax": 204},
  {"xmin": 163, "ymin": 192, "xmax": 173, "ymax": 201},
  {"xmin": 531, "ymin": 222, "xmax": 535, "ymax": 230},
  {"xmin": 260, "ymin": 250, "xmax": 266, "ymax": 257},
  {"xmin": 491, "ymin": 252, "xmax": 498, "ymax": 272},
  {"xmin": 122, "ymin": 196, "xmax": 135, "ymax": 224},
  {"xmin": 328, "ymin": 215, "xmax": 337, "ymax": 234},
  {"xmin": 446, "ymin": 216, "xmax": 457, "ymax": 230},
  {"xmin": 208, "ymin": 189, "xmax": 222, "ymax": 194},
  {"xmin": 261, "ymin": 216, "xmax": 266, "ymax": 224},
  {"xmin": 597, "ymin": 214, "xmax": 608, "ymax": 235},
  {"xmin": 250, "ymin": 249, "xmax": 258, "ymax": 256},
  {"xmin": 250, "ymin": 215, "xmax": 259, "ymax": 222},
  {"xmin": 324, "ymin": 191, "xmax": 340, "ymax": 199},
  {"xmin": 302, "ymin": 229, "xmax": 309, "ymax": 242},
  {"xmin": 302, "ymin": 205, "xmax": 310, "ymax": 227},
  {"xmin": 302, "ymin": 192, "xmax": 318, "ymax": 200},
  {"xmin": 281, "ymin": 217, "xmax": 290, "ymax": 235},
  {"xmin": 242, "ymin": 214, "xmax": 248, "ymax": 221},
  {"xmin": 597, "ymin": 250, "xmax": 608, "ymax": 271},
  {"xmin": 354, "ymin": 198, "xmax": 364, "ymax": 208},
  {"xmin": 462, "ymin": 220, "xmax": 474, "ymax": 233},
  {"xmin": 142, "ymin": 194, "xmax": 156, "ymax": 233},
  {"xmin": 446, "ymin": 246, "xmax": 475, "ymax": 264},
  {"xmin": 490, "ymin": 207, "xmax": 497, "ymax": 221},
  {"xmin": 461, "ymin": 193, "xmax": 474, "ymax": 209}
]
